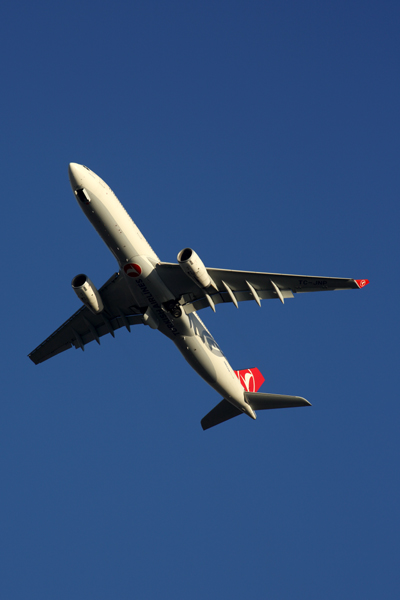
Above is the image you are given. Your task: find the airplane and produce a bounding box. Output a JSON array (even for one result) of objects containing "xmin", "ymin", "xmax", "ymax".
[{"xmin": 28, "ymin": 164, "xmax": 369, "ymax": 430}]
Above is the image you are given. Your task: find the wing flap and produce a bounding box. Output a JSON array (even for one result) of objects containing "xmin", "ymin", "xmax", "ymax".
[{"xmin": 184, "ymin": 288, "xmax": 294, "ymax": 313}]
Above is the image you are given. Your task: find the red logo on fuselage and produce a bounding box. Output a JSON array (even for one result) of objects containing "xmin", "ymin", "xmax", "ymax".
[{"xmin": 124, "ymin": 263, "xmax": 142, "ymax": 278}]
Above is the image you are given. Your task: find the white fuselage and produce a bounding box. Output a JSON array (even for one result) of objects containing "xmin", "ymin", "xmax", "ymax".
[{"xmin": 68, "ymin": 163, "xmax": 255, "ymax": 419}]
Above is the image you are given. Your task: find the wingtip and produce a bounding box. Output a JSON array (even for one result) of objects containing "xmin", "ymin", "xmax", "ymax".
[
  {"xmin": 297, "ymin": 396, "xmax": 311, "ymax": 407},
  {"xmin": 355, "ymin": 279, "xmax": 369, "ymax": 289}
]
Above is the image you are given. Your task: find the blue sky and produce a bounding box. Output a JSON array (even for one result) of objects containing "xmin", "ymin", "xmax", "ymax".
[{"xmin": 1, "ymin": 1, "xmax": 399, "ymax": 598}]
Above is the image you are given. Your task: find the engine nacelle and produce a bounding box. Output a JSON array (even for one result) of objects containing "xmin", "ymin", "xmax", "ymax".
[
  {"xmin": 177, "ymin": 248, "xmax": 214, "ymax": 289},
  {"xmin": 71, "ymin": 274, "xmax": 104, "ymax": 314}
]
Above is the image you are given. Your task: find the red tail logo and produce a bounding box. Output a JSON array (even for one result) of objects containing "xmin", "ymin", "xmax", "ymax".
[{"xmin": 235, "ymin": 368, "xmax": 265, "ymax": 392}]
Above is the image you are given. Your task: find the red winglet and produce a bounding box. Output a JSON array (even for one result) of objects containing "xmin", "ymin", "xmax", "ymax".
[
  {"xmin": 355, "ymin": 279, "xmax": 369, "ymax": 289},
  {"xmin": 235, "ymin": 368, "xmax": 265, "ymax": 392}
]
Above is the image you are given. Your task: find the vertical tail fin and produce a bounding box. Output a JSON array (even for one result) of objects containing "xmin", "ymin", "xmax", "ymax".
[{"xmin": 234, "ymin": 368, "xmax": 265, "ymax": 392}]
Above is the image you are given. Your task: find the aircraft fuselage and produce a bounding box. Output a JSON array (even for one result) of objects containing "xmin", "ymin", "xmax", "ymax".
[{"xmin": 68, "ymin": 163, "xmax": 255, "ymax": 419}]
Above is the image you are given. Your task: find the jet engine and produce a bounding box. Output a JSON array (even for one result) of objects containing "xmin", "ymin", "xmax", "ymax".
[
  {"xmin": 177, "ymin": 248, "xmax": 215, "ymax": 289},
  {"xmin": 71, "ymin": 274, "xmax": 104, "ymax": 314}
]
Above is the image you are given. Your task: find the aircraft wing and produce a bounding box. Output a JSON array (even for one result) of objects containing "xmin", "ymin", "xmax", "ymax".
[
  {"xmin": 156, "ymin": 262, "xmax": 369, "ymax": 313},
  {"xmin": 29, "ymin": 272, "xmax": 144, "ymax": 365}
]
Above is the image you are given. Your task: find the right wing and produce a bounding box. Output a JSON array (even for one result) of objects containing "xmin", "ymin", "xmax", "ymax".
[
  {"xmin": 156, "ymin": 262, "xmax": 369, "ymax": 313},
  {"xmin": 29, "ymin": 272, "xmax": 143, "ymax": 365}
]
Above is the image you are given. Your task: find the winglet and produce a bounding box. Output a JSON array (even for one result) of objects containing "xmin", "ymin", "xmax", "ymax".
[{"xmin": 354, "ymin": 279, "xmax": 369, "ymax": 289}]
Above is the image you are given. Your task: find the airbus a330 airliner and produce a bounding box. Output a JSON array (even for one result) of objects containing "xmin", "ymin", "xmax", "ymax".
[{"xmin": 29, "ymin": 164, "xmax": 369, "ymax": 429}]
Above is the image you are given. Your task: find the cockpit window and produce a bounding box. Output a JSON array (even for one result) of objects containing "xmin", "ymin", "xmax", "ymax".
[
  {"xmin": 82, "ymin": 165, "xmax": 90, "ymax": 171},
  {"xmin": 75, "ymin": 188, "xmax": 90, "ymax": 204}
]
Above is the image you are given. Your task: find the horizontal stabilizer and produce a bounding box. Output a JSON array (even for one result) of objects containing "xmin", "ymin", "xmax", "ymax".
[
  {"xmin": 201, "ymin": 393, "xmax": 311, "ymax": 430},
  {"xmin": 201, "ymin": 399, "xmax": 242, "ymax": 430},
  {"xmin": 244, "ymin": 392, "xmax": 311, "ymax": 410}
]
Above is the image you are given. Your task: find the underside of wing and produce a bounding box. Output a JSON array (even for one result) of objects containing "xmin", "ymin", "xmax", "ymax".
[
  {"xmin": 156, "ymin": 262, "xmax": 368, "ymax": 313},
  {"xmin": 29, "ymin": 272, "xmax": 144, "ymax": 364}
]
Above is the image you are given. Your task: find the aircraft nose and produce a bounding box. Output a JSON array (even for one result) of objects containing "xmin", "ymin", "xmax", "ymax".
[{"xmin": 68, "ymin": 162, "xmax": 84, "ymax": 189}]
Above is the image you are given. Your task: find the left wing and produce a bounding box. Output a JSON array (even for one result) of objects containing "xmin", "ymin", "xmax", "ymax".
[
  {"xmin": 156, "ymin": 262, "xmax": 369, "ymax": 313},
  {"xmin": 29, "ymin": 272, "xmax": 144, "ymax": 364}
]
